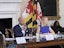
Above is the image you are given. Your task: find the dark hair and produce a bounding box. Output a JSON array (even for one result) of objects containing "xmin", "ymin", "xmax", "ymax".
[
  {"xmin": 0, "ymin": 34, "xmax": 4, "ymax": 48},
  {"xmin": 54, "ymin": 21, "xmax": 60, "ymax": 26}
]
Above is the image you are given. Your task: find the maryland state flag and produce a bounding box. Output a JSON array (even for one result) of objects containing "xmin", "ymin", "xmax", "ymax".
[
  {"xmin": 22, "ymin": 0, "xmax": 42, "ymax": 33},
  {"xmin": 22, "ymin": 0, "xmax": 37, "ymax": 28},
  {"xmin": 36, "ymin": 1, "xmax": 43, "ymax": 25}
]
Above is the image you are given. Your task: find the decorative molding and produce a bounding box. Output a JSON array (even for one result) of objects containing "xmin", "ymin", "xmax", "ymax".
[
  {"xmin": 0, "ymin": 11, "xmax": 18, "ymax": 14},
  {"xmin": 0, "ymin": 0, "xmax": 22, "ymax": 3}
]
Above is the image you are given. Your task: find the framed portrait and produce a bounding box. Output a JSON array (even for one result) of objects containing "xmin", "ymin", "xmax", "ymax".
[{"xmin": 38, "ymin": 0, "xmax": 60, "ymax": 20}]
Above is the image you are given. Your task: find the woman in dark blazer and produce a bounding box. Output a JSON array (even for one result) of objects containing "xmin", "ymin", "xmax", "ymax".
[{"xmin": 51, "ymin": 21, "xmax": 64, "ymax": 33}]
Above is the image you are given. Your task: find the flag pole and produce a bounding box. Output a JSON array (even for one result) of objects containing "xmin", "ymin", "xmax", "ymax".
[
  {"xmin": 32, "ymin": 0, "xmax": 34, "ymax": 33},
  {"xmin": 32, "ymin": 0, "xmax": 34, "ymax": 34}
]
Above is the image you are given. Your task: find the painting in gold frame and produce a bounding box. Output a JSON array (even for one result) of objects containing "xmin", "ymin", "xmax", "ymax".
[{"xmin": 38, "ymin": 0, "xmax": 60, "ymax": 20}]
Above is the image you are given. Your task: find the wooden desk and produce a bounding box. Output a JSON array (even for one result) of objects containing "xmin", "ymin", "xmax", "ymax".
[{"xmin": 17, "ymin": 39, "xmax": 64, "ymax": 48}]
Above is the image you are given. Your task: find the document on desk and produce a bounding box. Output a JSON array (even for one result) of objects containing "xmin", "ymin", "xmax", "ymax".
[
  {"xmin": 45, "ymin": 34, "xmax": 54, "ymax": 41},
  {"xmin": 16, "ymin": 37, "xmax": 26, "ymax": 44}
]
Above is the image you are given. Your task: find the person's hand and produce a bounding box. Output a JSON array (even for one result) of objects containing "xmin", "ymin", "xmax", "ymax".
[{"xmin": 23, "ymin": 25, "xmax": 27, "ymax": 31}]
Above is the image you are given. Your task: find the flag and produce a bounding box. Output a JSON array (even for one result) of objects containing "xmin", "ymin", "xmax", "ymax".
[
  {"xmin": 22, "ymin": 0, "xmax": 37, "ymax": 30},
  {"xmin": 22, "ymin": 0, "xmax": 33, "ymax": 28},
  {"xmin": 36, "ymin": 2, "xmax": 43, "ymax": 25}
]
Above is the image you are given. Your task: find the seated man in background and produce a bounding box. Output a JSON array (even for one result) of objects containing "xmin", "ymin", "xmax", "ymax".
[
  {"xmin": 51, "ymin": 21, "xmax": 64, "ymax": 33},
  {"xmin": 13, "ymin": 17, "xmax": 31, "ymax": 37},
  {"xmin": 37, "ymin": 16, "xmax": 55, "ymax": 41}
]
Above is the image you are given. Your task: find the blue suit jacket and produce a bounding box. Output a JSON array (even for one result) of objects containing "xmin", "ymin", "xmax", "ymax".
[
  {"xmin": 13, "ymin": 25, "xmax": 31, "ymax": 37},
  {"xmin": 13, "ymin": 25, "xmax": 23, "ymax": 37}
]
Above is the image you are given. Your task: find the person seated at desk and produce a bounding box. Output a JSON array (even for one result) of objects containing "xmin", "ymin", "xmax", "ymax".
[
  {"xmin": 13, "ymin": 17, "xmax": 31, "ymax": 37},
  {"xmin": 51, "ymin": 21, "xmax": 64, "ymax": 33},
  {"xmin": 37, "ymin": 16, "xmax": 55, "ymax": 41}
]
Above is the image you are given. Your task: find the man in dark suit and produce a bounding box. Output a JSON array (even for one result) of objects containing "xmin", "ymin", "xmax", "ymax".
[{"xmin": 13, "ymin": 17, "xmax": 31, "ymax": 37}]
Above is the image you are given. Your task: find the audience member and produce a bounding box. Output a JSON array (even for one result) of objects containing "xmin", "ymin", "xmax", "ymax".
[
  {"xmin": 51, "ymin": 21, "xmax": 64, "ymax": 33},
  {"xmin": 37, "ymin": 16, "xmax": 55, "ymax": 41}
]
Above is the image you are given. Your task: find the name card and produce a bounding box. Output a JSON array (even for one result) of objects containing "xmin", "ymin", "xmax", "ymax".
[
  {"xmin": 16, "ymin": 37, "xmax": 26, "ymax": 44},
  {"xmin": 45, "ymin": 34, "xmax": 54, "ymax": 41}
]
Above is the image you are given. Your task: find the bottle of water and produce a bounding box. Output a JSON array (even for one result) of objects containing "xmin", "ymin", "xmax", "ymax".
[
  {"xmin": 36, "ymin": 33, "xmax": 40, "ymax": 42},
  {"xmin": 58, "ymin": 31, "xmax": 60, "ymax": 35},
  {"xmin": 57, "ymin": 31, "xmax": 62, "ymax": 38}
]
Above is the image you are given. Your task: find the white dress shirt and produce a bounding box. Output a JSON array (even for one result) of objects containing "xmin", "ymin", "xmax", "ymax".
[{"xmin": 19, "ymin": 24, "xmax": 25, "ymax": 36}]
